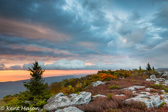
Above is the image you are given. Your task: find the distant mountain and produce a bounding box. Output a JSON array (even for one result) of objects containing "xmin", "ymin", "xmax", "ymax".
[
  {"xmin": 156, "ymin": 68, "xmax": 168, "ymax": 71},
  {"xmin": 0, "ymin": 75, "xmax": 86, "ymax": 99}
]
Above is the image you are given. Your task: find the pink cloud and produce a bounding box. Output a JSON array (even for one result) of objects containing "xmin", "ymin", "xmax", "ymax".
[{"xmin": 0, "ymin": 18, "xmax": 70, "ymax": 41}]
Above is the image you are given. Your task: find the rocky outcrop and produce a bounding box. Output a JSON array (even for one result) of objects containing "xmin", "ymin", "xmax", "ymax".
[
  {"xmin": 115, "ymin": 94, "xmax": 125, "ymax": 97},
  {"xmin": 162, "ymin": 95, "xmax": 168, "ymax": 104},
  {"xmin": 55, "ymin": 106, "xmax": 83, "ymax": 112},
  {"xmin": 150, "ymin": 75, "xmax": 156, "ymax": 81},
  {"xmin": 146, "ymin": 79, "xmax": 151, "ymax": 81},
  {"xmin": 145, "ymin": 88, "xmax": 153, "ymax": 91},
  {"xmin": 125, "ymin": 75, "xmax": 168, "ymax": 108},
  {"xmin": 44, "ymin": 92, "xmax": 91, "ymax": 111},
  {"xmin": 147, "ymin": 75, "xmax": 168, "ymax": 85},
  {"xmin": 124, "ymin": 86, "xmax": 145, "ymax": 91},
  {"xmin": 91, "ymin": 81, "xmax": 105, "ymax": 87},
  {"xmin": 125, "ymin": 94, "xmax": 162, "ymax": 108},
  {"xmin": 69, "ymin": 92, "xmax": 92, "ymax": 105},
  {"xmin": 93, "ymin": 94, "xmax": 106, "ymax": 98}
]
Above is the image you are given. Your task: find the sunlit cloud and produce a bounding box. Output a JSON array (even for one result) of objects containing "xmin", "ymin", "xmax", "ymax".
[
  {"xmin": 0, "ymin": 18, "xmax": 69, "ymax": 41},
  {"xmin": 0, "ymin": 0, "xmax": 168, "ymax": 72}
]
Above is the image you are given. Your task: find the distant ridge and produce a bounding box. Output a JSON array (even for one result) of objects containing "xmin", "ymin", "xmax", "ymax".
[
  {"xmin": 0, "ymin": 74, "xmax": 86, "ymax": 99},
  {"xmin": 156, "ymin": 68, "xmax": 168, "ymax": 71}
]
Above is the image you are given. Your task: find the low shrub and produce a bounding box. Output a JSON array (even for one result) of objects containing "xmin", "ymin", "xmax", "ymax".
[
  {"xmin": 107, "ymin": 93, "xmax": 114, "ymax": 100},
  {"xmin": 115, "ymin": 69, "xmax": 133, "ymax": 78},
  {"xmin": 100, "ymin": 73, "xmax": 117, "ymax": 81},
  {"xmin": 159, "ymin": 102, "xmax": 166, "ymax": 107},
  {"xmin": 108, "ymin": 85, "xmax": 120, "ymax": 89}
]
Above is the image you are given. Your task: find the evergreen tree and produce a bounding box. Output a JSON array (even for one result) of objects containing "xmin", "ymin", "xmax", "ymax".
[
  {"xmin": 139, "ymin": 66, "xmax": 142, "ymax": 70},
  {"xmin": 146, "ymin": 63, "xmax": 152, "ymax": 71},
  {"xmin": 23, "ymin": 61, "xmax": 50, "ymax": 107},
  {"xmin": 152, "ymin": 66, "xmax": 155, "ymax": 71}
]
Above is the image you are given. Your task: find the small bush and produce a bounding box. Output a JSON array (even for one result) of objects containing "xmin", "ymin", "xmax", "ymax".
[
  {"xmin": 100, "ymin": 73, "xmax": 117, "ymax": 81},
  {"xmin": 108, "ymin": 85, "xmax": 120, "ymax": 89},
  {"xmin": 159, "ymin": 102, "xmax": 166, "ymax": 107},
  {"xmin": 131, "ymin": 80, "xmax": 137, "ymax": 83},
  {"xmin": 107, "ymin": 93, "xmax": 114, "ymax": 100},
  {"xmin": 115, "ymin": 69, "xmax": 133, "ymax": 78}
]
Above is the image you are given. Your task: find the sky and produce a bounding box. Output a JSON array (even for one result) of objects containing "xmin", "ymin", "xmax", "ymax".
[
  {"xmin": 0, "ymin": 0, "xmax": 168, "ymax": 70},
  {"xmin": 0, "ymin": 70, "xmax": 98, "ymax": 82}
]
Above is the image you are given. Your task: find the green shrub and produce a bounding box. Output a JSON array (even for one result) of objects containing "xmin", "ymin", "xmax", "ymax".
[
  {"xmin": 131, "ymin": 80, "xmax": 137, "ymax": 83},
  {"xmin": 108, "ymin": 85, "xmax": 120, "ymax": 89},
  {"xmin": 159, "ymin": 102, "xmax": 166, "ymax": 107},
  {"xmin": 107, "ymin": 93, "xmax": 114, "ymax": 100}
]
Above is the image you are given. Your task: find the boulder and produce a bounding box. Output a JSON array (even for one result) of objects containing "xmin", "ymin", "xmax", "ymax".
[
  {"xmin": 44, "ymin": 92, "xmax": 91, "ymax": 111},
  {"xmin": 164, "ymin": 80, "xmax": 168, "ymax": 85},
  {"xmin": 70, "ymin": 92, "xmax": 91, "ymax": 105},
  {"xmin": 125, "ymin": 86, "xmax": 145, "ymax": 91},
  {"xmin": 115, "ymin": 94, "xmax": 125, "ymax": 97},
  {"xmin": 93, "ymin": 94, "xmax": 106, "ymax": 98},
  {"xmin": 162, "ymin": 73, "xmax": 167, "ymax": 77},
  {"xmin": 145, "ymin": 88, "xmax": 153, "ymax": 91},
  {"xmin": 162, "ymin": 95, "xmax": 168, "ymax": 104},
  {"xmin": 125, "ymin": 94, "xmax": 162, "ymax": 108},
  {"xmin": 146, "ymin": 79, "xmax": 151, "ymax": 81},
  {"xmin": 139, "ymin": 92, "xmax": 150, "ymax": 95},
  {"xmin": 91, "ymin": 81, "xmax": 105, "ymax": 87},
  {"xmin": 44, "ymin": 93, "xmax": 71, "ymax": 111},
  {"xmin": 156, "ymin": 78, "xmax": 165, "ymax": 82},
  {"xmin": 55, "ymin": 106, "xmax": 83, "ymax": 112},
  {"xmin": 150, "ymin": 75, "xmax": 156, "ymax": 81}
]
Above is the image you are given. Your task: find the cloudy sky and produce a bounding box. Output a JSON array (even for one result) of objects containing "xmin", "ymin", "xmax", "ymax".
[{"xmin": 0, "ymin": 0, "xmax": 168, "ymax": 70}]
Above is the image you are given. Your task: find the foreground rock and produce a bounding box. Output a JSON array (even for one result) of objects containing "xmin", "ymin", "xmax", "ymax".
[
  {"xmin": 124, "ymin": 86, "xmax": 145, "ymax": 91},
  {"xmin": 55, "ymin": 106, "xmax": 83, "ymax": 112},
  {"xmin": 93, "ymin": 94, "xmax": 106, "ymax": 98},
  {"xmin": 150, "ymin": 75, "xmax": 156, "ymax": 81},
  {"xmin": 147, "ymin": 75, "xmax": 168, "ymax": 85},
  {"xmin": 125, "ymin": 94, "xmax": 162, "ymax": 108},
  {"xmin": 91, "ymin": 81, "xmax": 105, "ymax": 87},
  {"xmin": 44, "ymin": 92, "xmax": 91, "ymax": 111}
]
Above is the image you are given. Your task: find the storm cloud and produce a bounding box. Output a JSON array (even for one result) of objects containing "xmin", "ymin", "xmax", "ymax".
[{"xmin": 0, "ymin": 0, "xmax": 168, "ymax": 70}]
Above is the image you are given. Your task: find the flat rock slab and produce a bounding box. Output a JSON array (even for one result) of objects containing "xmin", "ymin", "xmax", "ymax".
[
  {"xmin": 44, "ymin": 92, "xmax": 91, "ymax": 111},
  {"xmin": 150, "ymin": 75, "xmax": 156, "ymax": 81},
  {"xmin": 124, "ymin": 86, "xmax": 145, "ymax": 91},
  {"xmin": 91, "ymin": 81, "xmax": 105, "ymax": 87},
  {"xmin": 93, "ymin": 94, "xmax": 106, "ymax": 98},
  {"xmin": 125, "ymin": 94, "xmax": 162, "ymax": 108}
]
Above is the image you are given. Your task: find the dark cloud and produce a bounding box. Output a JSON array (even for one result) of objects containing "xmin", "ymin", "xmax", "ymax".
[
  {"xmin": 152, "ymin": 5, "xmax": 168, "ymax": 28},
  {"xmin": 0, "ymin": 0, "xmax": 168, "ymax": 69}
]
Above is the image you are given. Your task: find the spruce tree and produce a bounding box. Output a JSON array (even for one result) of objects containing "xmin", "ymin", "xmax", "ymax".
[
  {"xmin": 152, "ymin": 66, "xmax": 155, "ymax": 71},
  {"xmin": 146, "ymin": 63, "xmax": 152, "ymax": 71},
  {"xmin": 23, "ymin": 61, "xmax": 50, "ymax": 107},
  {"xmin": 139, "ymin": 66, "xmax": 142, "ymax": 70}
]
